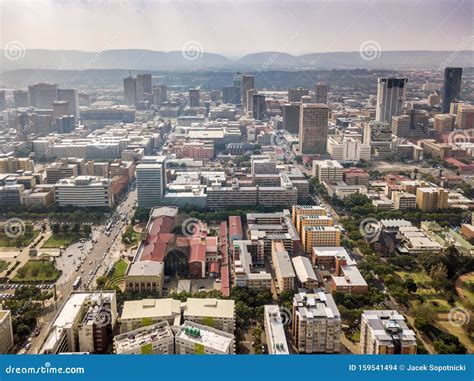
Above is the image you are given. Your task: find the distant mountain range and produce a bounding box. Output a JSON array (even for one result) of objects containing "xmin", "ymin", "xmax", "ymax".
[{"xmin": 1, "ymin": 49, "xmax": 473, "ymax": 72}]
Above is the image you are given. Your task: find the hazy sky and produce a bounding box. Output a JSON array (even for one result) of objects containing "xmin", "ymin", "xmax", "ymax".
[{"xmin": 1, "ymin": 0, "xmax": 473, "ymax": 56}]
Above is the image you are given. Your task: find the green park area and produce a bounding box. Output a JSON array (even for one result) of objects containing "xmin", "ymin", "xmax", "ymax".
[{"xmin": 13, "ymin": 260, "xmax": 61, "ymax": 282}]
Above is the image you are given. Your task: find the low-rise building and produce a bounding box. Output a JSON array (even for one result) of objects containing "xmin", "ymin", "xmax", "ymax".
[
  {"xmin": 114, "ymin": 321, "xmax": 174, "ymax": 354},
  {"xmin": 124, "ymin": 261, "xmax": 164, "ymax": 294},
  {"xmin": 291, "ymin": 256, "xmax": 319, "ymax": 290},
  {"xmin": 175, "ymin": 321, "xmax": 234, "ymax": 354},
  {"xmin": 271, "ymin": 241, "xmax": 296, "ymax": 294},
  {"xmin": 120, "ymin": 298, "xmax": 181, "ymax": 333},
  {"xmin": 183, "ymin": 298, "xmax": 235, "ymax": 334},
  {"xmin": 264, "ymin": 305, "xmax": 290, "ymax": 355}
]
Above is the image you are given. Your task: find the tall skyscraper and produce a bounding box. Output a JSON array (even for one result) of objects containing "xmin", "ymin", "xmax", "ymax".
[
  {"xmin": 222, "ymin": 86, "xmax": 241, "ymax": 105},
  {"xmin": 299, "ymin": 103, "xmax": 329, "ymax": 155},
  {"xmin": 58, "ymin": 89, "xmax": 79, "ymax": 119},
  {"xmin": 314, "ymin": 82, "xmax": 328, "ymax": 104},
  {"xmin": 13, "ymin": 90, "xmax": 29, "ymax": 108},
  {"xmin": 153, "ymin": 85, "xmax": 167, "ymax": 105},
  {"xmin": 241, "ymin": 75, "xmax": 255, "ymax": 111},
  {"xmin": 288, "ymin": 88, "xmax": 309, "ymax": 102},
  {"xmin": 136, "ymin": 74, "xmax": 152, "ymax": 102},
  {"xmin": 282, "ymin": 103, "xmax": 301, "ymax": 133},
  {"xmin": 246, "ymin": 89, "xmax": 257, "ymax": 113},
  {"xmin": 124, "ymin": 76, "xmax": 137, "ymax": 105},
  {"xmin": 28, "ymin": 83, "xmax": 58, "ymax": 108},
  {"xmin": 442, "ymin": 67, "xmax": 463, "ymax": 114},
  {"xmin": 375, "ymin": 77, "xmax": 408, "ymax": 123},
  {"xmin": 252, "ymin": 94, "xmax": 266, "ymax": 120},
  {"xmin": 136, "ymin": 156, "xmax": 167, "ymax": 209},
  {"xmin": 189, "ymin": 89, "xmax": 200, "ymax": 107}
]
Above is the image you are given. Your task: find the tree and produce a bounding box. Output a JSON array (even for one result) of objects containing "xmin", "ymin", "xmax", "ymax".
[
  {"xmin": 413, "ymin": 303, "xmax": 435, "ymax": 331},
  {"xmin": 429, "ymin": 263, "xmax": 448, "ymax": 291},
  {"xmin": 31, "ymin": 267, "xmax": 40, "ymax": 282},
  {"xmin": 71, "ymin": 223, "xmax": 81, "ymax": 234},
  {"xmin": 16, "ymin": 267, "xmax": 27, "ymax": 279},
  {"xmin": 51, "ymin": 223, "xmax": 60, "ymax": 234},
  {"xmin": 61, "ymin": 223, "xmax": 70, "ymax": 234},
  {"xmin": 406, "ymin": 278, "xmax": 418, "ymax": 293},
  {"xmin": 82, "ymin": 224, "xmax": 92, "ymax": 235}
]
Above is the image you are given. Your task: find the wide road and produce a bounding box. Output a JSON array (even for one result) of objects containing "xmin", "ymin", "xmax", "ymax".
[{"xmin": 27, "ymin": 188, "xmax": 137, "ymax": 354}]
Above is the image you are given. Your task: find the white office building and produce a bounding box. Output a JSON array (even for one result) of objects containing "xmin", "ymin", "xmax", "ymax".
[
  {"xmin": 136, "ymin": 156, "xmax": 166, "ymax": 209},
  {"xmin": 54, "ymin": 176, "xmax": 113, "ymax": 207}
]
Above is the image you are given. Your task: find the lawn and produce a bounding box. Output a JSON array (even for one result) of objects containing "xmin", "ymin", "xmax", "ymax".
[
  {"xmin": 113, "ymin": 260, "xmax": 128, "ymax": 277},
  {"xmin": 13, "ymin": 260, "xmax": 61, "ymax": 282},
  {"xmin": 396, "ymin": 270, "xmax": 433, "ymax": 288},
  {"xmin": 0, "ymin": 230, "xmax": 39, "ymax": 247},
  {"xmin": 42, "ymin": 233, "xmax": 85, "ymax": 248}
]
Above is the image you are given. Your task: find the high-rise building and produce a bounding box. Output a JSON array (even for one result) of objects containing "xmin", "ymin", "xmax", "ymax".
[
  {"xmin": 252, "ymin": 94, "xmax": 266, "ymax": 120},
  {"xmin": 415, "ymin": 187, "xmax": 449, "ymax": 211},
  {"xmin": 456, "ymin": 104, "xmax": 474, "ymax": 130},
  {"xmin": 314, "ymin": 82, "xmax": 328, "ymax": 104},
  {"xmin": 441, "ymin": 67, "xmax": 462, "ymax": 114},
  {"xmin": 58, "ymin": 89, "xmax": 80, "ymax": 118},
  {"xmin": 391, "ymin": 114, "xmax": 411, "ymax": 138},
  {"xmin": 291, "ymin": 290, "xmax": 341, "ymax": 353},
  {"xmin": 298, "ymin": 103, "xmax": 329, "ymax": 155},
  {"xmin": 28, "ymin": 83, "xmax": 58, "ymax": 108},
  {"xmin": 282, "ymin": 103, "xmax": 300, "ymax": 133},
  {"xmin": 124, "ymin": 76, "xmax": 137, "ymax": 105},
  {"xmin": 136, "ymin": 156, "xmax": 167, "ymax": 209},
  {"xmin": 360, "ymin": 310, "xmax": 417, "ymax": 354},
  {"xmin": 241, "ymin": 75, "xmax": 255, "ymax": 111},
  {"xmin": 0, "ymin": 91, "xmax": 6, "ymax": 111},
  {"xmin": 222, "ymin": 86, "xmax": 241, "ymax": 105},
  {"xmin": 153, "ymin": 84, "xmax": 167, "ymax": 105},
  {"xmin": 0, "ymin": 310, "xmax": 13, "ymax": 354},
  {"xmin": 375, "ymin": 77, "xmax": 408, "ymax": 123},
  {"xmin": 136, "ymin": 74, "xmax": 152, "ymax": 102},
  {"xmin": 434, "ymin": 114, "xmax": 455, "ymax": 135},
  {"xmin": 288, "ymin": 88, "xmax": 309, "ymax": 102},
  {"xmin": 189, "ymin": 88, "xmax": 200, "ymax": 108},
  {"xmin": 246, "ymin": 89, "xmax": 257, "ymax": 113},
  {"xmin": 13, "ymin": 90, "xmax": 29, "ymax": 108},
  {"xmin": 53, "ymin": 100, "xmax": 70, "ymax": 119}
]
